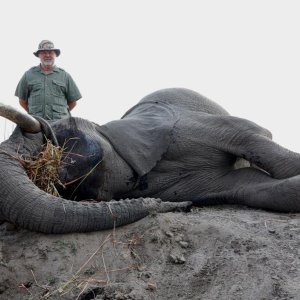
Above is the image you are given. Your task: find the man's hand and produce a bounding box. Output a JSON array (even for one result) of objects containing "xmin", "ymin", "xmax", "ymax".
[
  {"xmin": 19, "ymin": 98, "xmax": 29, "ymax": 112},
  {"xmin": 68, "ymin": 101, "xmax": 77, "ymax": 111}
]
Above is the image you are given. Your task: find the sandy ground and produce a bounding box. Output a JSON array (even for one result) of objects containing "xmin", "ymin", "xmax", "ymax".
[{"xmin": 1, "ymin": 205, "xmax": 300, "ymax": 300}]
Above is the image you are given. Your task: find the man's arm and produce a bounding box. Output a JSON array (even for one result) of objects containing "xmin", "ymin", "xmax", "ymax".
[
  {"xmin": 19, "ymin": 99, "xmax": 29, "ymax": 112},
  {"xmin": 65, "ymin": 72, "xmax": 82, "ymax": 110},
  {"xmin": 68, "ymin": 101, "xmax": 77, "ymax": 111},
  {"xmin": 15, "ymin": 72, "xmax": 29, "ymax": 112}
]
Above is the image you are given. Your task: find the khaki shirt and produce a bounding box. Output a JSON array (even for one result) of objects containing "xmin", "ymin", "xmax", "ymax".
[{"xmin": 15, "ymin": 65, "xmax": 82, "ymax": 120}]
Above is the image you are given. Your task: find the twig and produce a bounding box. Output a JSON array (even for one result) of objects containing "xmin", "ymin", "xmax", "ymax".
[
  {"xmin": 102, "ymin": 250, "xmax": 110, "ymax": 284},
  {"xmin": 30, "ymin": 269, "xmax": 51, "ymax": 299},
  {"xmin": 75, "ymin": 281, "xmax": 89, "ymax": 300},
  {"xmin": 39, "ymin": 229, "xmax": 142, "ymax": 299},
  {"xmin": 79, "ymin": 278, "xmax": 107, "ymax": 284},
  {"xmin": 75, "ymin": 234, "xmax": 111, "ymax": 276},
  {"xmin": 41, "ymin": 234, "xmax": 111, "ymax": 299},
  {"xmin": 18, "ymin": 283, "xmax": 33, "ymax": 296},
  {"xmin": 61, "ymin": 137, "xmax": 80, "ymax": 163},
  {"xmin": 31, "ymin": 269, "xmax": 39, "ymax": 286},
  {"xmin": 69, "ymin": 159, "xmax": 103, "ymax": 199}
]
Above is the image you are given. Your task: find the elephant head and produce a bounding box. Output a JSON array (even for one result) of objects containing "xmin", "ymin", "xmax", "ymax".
[{"xmin": 0, "ymin": 103, "xmax": 190, "ymax": 233}]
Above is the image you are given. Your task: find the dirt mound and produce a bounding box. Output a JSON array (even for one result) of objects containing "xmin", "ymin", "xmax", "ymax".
[{"xmin": 1, "ymin": 206, "xmax": 300, "ymax": 299}]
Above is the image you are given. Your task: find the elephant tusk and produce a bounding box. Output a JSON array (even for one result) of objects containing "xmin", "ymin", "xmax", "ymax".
[{"xmin": 0, "ymin": 102, "xmax": 41, "ymax": 133}]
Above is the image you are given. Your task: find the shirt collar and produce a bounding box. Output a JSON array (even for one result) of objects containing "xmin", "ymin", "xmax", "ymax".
[{"xmin": 36, "ymin": 64, "xmax": 59, "ymax": 74}]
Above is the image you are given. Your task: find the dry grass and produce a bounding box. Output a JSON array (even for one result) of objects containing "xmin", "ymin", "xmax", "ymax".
[
  {"xmin": 32, "ymin": 230, "xmax": 143, "ymax": 300},
  {"xmin": 10, "ymin": 137, "xmax": 102, "ymax": 200},
  {"xmin": 19, "ymin": 139, "xmax": 64, "ymax": 197}
]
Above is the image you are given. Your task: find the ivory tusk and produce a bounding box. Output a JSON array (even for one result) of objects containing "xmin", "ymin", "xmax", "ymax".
[{"xmin": 0, "ymin": 102, "xmax": 41, "ymax": 133}]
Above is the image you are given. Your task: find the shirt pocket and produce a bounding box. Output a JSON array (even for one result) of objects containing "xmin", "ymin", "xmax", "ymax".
[
  {"xmin": 28, "ymin": 104, "xmax": 43, "ymax": 116},
  {"xmin": 51, "ymin": 80, "xmax": 66, "ymax": 97},
  {"xmin": 51, "ymin": 104, "xmax": 70, "ymax": 120},
  {"xmin": 28, "ymin": 80, "xmax": 42, "ymax": 96}
]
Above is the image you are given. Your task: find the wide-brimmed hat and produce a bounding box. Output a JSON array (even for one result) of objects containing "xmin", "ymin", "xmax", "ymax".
[{"xmin": 33, "ymin": 40, "xmax": 61, "ymax": 57}]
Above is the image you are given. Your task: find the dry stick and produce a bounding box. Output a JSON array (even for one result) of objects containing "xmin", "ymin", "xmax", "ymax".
[
  {"xmin": 74, "ymin": 241, "xmax": 138, "ymax": 299},
  {"xmin": 43, "ymin": 229, "xmax": 140, "ymax": 299},
  {"xmin": 76, "ymin": 281, "xmax": 89, "ymax": 300},
  {"xmin": 68, "ymin": 235, "xmax": 138, "ymax": 298},
  {"xmin": 105, "ymin": 203, "xmax": 117, "ymax": 246},
  {"xmin": 76, "ymin": 266, "xmax": 135, "ymax": 283},
  {"xmin": 31, "ymin": 270, "xmax": 51, "ymax": 297},
  {"xmin": 60, "ymin": 284, "xmax": 79, "ymax": 297},
  {"xmin": 102, "ymin": 250, "xmax": 110, "ymax": 284},
  {"xmin": 31, "ymin": 269, "xmax": 40, "ymax": 287},
  {"xmin": 69, "ymin": 159, "xmax": 103, "ymax": 199},
  {"xmin": 60, "ymin": 137, "xmax": 80, "ymax": 163},
  {"xmin": 18, "ymin": 283, "xmax": 33, "ymax": 296},
  {"xmin": 59, "ymin": 234, "xmax": 111, "ymax": 293},
  {"xmin": 42, "ymin": 234, "xmax": 112, "ymax": 299},
  {"xmin": 75, "ymin": 233, "xmax": 111, "ymax": 276},
  {"xmin": 80, "ymin": 278, "xmax": 107, "ymax": 284}
]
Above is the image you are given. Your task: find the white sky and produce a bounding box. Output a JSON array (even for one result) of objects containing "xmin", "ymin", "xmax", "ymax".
[{"xmin": 1, "ymin": 0, "xmax": 300, "ymax": 152}]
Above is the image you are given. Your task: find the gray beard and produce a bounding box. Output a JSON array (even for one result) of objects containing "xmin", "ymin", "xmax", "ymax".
[{"xmin": 41, "ymin": 58, "xmax": 54, "ymax": 66}]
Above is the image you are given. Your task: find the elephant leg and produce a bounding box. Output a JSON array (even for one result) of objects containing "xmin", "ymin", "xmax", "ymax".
[
  {"xmin": 203, "ymin": 115, "xmax": 300, "ymax": 179},
  {"xmin": 231, "ymin": 133, "xmax": 300, "ymax": 179},
  {"xmin": 193, "ymin": 167, "xmax": 300, "ymax": 212}
]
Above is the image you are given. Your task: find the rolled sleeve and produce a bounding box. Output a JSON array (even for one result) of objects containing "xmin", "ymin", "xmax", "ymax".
[
  {"xmin": 15, "ymin": 73, "xmax": 29, "ymax": 100},
  {"xmin": 66, "ymin": 73, "xmax": 82, "ymax": 101}
]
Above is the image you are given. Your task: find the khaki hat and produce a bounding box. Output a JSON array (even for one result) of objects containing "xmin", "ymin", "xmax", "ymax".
[{"xmin": 33, "ymin": 40, "xmax": 61, "ymax": 57}]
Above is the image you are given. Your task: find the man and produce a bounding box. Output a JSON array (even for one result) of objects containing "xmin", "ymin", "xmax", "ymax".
[{"xmin": 15, "ymin": 40, "xmax": 82, "ymax": 120}]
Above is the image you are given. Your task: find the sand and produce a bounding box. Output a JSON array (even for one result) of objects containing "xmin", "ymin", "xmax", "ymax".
[{"xmin": 1, "ymin": 205, "xmax": 300, "ymax": 300}]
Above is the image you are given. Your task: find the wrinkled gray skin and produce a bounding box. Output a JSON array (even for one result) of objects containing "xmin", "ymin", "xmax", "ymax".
[{"xmin": 1, "ymin": 88, "xmax": 300, "ymax": 234}]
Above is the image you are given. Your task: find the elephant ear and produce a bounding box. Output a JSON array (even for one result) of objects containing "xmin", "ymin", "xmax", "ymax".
[{"xmin": 98, "ymin": 101, "xmax": 178, "ymax": 176}]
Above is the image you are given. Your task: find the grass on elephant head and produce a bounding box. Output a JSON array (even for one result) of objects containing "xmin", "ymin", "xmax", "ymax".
[
  {"xmin": 16, "ymin": 138, "xmax": 102, "ymax": 200},
  {"xmin": 18, "ymin": 139, "xmax": 65, "ymax": 197}
]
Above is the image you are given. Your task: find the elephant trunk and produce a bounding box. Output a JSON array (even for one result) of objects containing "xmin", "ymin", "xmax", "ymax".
[
  {"xmin": 0, "ymin": 102, "xmax": 41, "ymax": 133},
  {"xmin": 0, "ymin": 153, "xmax": 147, "ymax": 233},
  {"xmin": 0, "ymin": 153, "xmax": 190, "ymax": 233}
]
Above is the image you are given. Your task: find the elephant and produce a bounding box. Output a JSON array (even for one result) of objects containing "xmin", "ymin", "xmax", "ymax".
[{"xmin": 1, "ymin": 88, "xmax": 300, "ymax": 234}]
